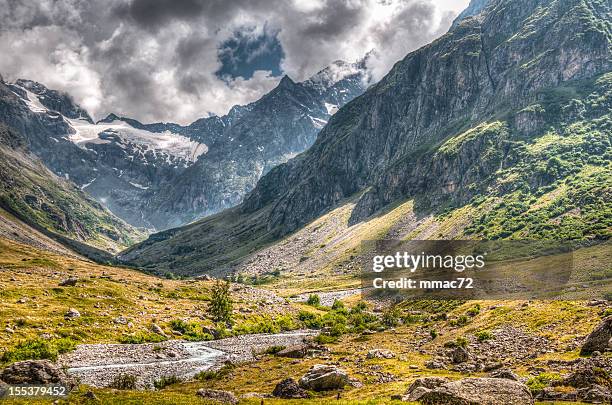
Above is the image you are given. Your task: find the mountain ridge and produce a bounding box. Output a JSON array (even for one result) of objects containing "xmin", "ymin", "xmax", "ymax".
[
  {"xmin": 0, "ymin": 59, "xmax": 368, "ymax": 230},
  {"xmin": 119, "ymin": 0, "xmax": 612, "ymax": 276}
]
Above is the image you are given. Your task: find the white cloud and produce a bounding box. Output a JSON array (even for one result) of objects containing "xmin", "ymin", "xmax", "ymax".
[{"xmin": 0, "ymin": 0, "xmax": 468, "ymax": 124}]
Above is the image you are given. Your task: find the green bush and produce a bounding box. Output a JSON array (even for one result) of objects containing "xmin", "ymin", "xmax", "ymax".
[
  {"xmin": 153, "ymin": 375, "xmax": 181, "ymax": 390},
  {"xmin": 526, "ymin": 373, "xmax": 562, "ymax": 392},
  {"xmin": 1, "ymin": 338, "xmax": 76, "ymax": 363},
  {"xmin": 475, "ymin": 330, "xmax": 494, "ymax": 342},
  {"xmin": 209, "ymin": 280, "xmax": 233, "ymax": 324},
  {"xmin": 331, "ymin": 300, "xmax": 345, "ymax": 311},
  {"xmin": 382, "ymin": 307, "xmax": 401, "ymax": 327},
  {"xmin": 119, "ymin": 332, "xmax": 166, "ymax": 344},
  {"xmin": 110, "ymin": 374, "xmax": 137, "ymax": 390},
  {"xmin": 169, "ymin": 319, "xmax": 210, "ymax": 341},
  {"xmin": 307, "ymin": 294, "xmax": 321, "ymax": 306},
  {"xmin": 298, "ymin": 311, "xmax": 322, "ymax": 329}
]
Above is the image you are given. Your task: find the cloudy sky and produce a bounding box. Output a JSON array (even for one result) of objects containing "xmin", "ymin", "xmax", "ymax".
[{"xmin": 0, "ymin": 0, "xmax": 469, "ymax": 124}]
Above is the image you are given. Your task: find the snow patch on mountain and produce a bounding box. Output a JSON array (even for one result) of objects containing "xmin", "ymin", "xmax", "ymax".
[{"xmin": 66, "ymin": 118, "xmax": 207, "ymax": 163}]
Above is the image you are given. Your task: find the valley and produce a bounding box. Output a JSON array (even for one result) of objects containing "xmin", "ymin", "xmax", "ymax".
[{"xmin": 0, "ymin": 0, "xmax": 610, "ymax": 404}]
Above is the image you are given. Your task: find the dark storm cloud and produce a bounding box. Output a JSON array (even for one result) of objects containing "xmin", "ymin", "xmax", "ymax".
[{"xmin": 0, "ymin": 0, "xmax": 467, "ymax": 124}]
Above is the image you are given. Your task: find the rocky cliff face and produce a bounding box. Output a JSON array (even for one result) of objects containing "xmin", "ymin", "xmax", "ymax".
[
  {"xmin": 120, "ymin": 0, "xmax": 611, "ymax": 275},
  {"xmin": 0, "ymin": 60, "xmax": 367, "ymax": 230},
  {"xmin": 242, "ymin": 0, "xmax": 611, "ymax": 235}
]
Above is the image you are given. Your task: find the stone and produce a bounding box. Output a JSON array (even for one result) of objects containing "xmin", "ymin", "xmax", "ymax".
[
  {"xmin": 418, "ymin": 377, "xmax": 534, "ymax": 405},
  {"xmin": 272, "ymin": 378, "xmax": 310, "ymax": 399},
  {"xmin": 402, "ymin": 377, "xmax": 450, "ymax": 402},
  {"xmin": 580, "ymin": 316, "xmax": 611, "ymax": 355},
  {"xmin": 0, "ymin": 360, "xmax": 76, "ymax": 388},
  {"xmin": 150, "ymin": 323, "xmax": 167, "ymax": 337},
  {"xmin": 196, "ymin": 389, "xmax": 238, "ymax": 404},
  {"xmin": 276, "ymin": 344, "xmax": 309, "ymax": 358},
  {"xmin": 578, "ymin": 384, "xmax": 612, "ymax": 403},
  {"xmin": 113, "ymin": 316, "xmax": 128, "ymax": 325},
  {"xmin": 452, "ymin": 346, "xmax": 469, "ymax": 363},
  {"xmin": 64, "ymin": 308, "xmax": 80, "ymax": 319},
  {"xmin": 59, "ymin": 277, "xmax": 78, "ymax": 287},
  {"xmin": 298, "ymin": 364, "xmax": 350, "ymax": 391},
  {"xmin": 490, "ymin": 369, "xmax": 521, "ymax": 381},
  {"xmin": 366, "ymin": 349, "xmax": 395, "ymax": 359}
]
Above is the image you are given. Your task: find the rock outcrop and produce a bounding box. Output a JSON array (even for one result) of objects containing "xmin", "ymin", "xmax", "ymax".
[
  {"xmin": 417, "ymin": 377, "xmax": 533, "ymax": 405},
  {"xmin": 580, "ymin": 316, "xmax": 612, "ymax": 355},
  {"xmin": 298, "ymin": 364, "xmax": 350, "ymax": 391}
]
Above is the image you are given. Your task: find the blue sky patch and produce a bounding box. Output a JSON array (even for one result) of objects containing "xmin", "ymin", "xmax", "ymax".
[{"xmin": 216, "ymin": 25, "xmax": 284, "ymax": 80}]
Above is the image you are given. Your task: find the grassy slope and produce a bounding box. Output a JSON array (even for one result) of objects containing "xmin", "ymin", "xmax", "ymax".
[
  {"xmin": 0, "ymin": 125, "xmax": 144, "ymax": 254},
  {"xmin": 0, "ymin": 238, "xmax": 300, "ymax": 364}
]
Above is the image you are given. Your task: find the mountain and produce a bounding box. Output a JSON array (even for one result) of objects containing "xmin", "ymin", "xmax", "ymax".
[
  {"xmin": 0, "ymin": 60, "xmax": 367, "ymax": 230},
  {"xmin": 451, "ymin": 0, "xmax": 491, "ymax": 28},
  {"xmin": 120, "ymin": 0, "xmax": 612, "ymax": 276},
  {"xmin": 0, "ymin": 123, "xmax": 143, "ymax": 257}
]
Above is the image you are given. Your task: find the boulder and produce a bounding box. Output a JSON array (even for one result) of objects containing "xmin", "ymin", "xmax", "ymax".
[
  {"xmin": 276, "ymin": 344, "xmax": 309, "ymax": 358},
  {"xmin": 490, "ymin": 369, "xmax": 520, "ymax": 381},
  {"xmin": 452, "ymin": 346, "xmax": 469, "ymax": 363},
  {"xmin": 272, "ymin": 378, "xmax": 310, "ymax": 399},
  {"xmin": 578, "ymin": 384, "xmax": 612, "ymax": 403},
  {"xmin": 59, "ymin": 277, "xmax": 78, "ymax": 287},
  {"xmin": 580, "ymin": 316, "xmax": 612, "ymax": 355},
  {"xmin": 196, "ymin": 389, "xmax": 238, "ymax": 404},
  {"xmin": 366, "ymin": 349, "xmax": 395, "ymax": 359},
  {"xmin": 418, "ymin": 377, "xmax": 534, "ymax": 405},
  {"xmin": 299, "ymin": 364, "xmax": 350, "ymax": 391},
  {"xmin": 64, "ymin": 308, "xmax": 80, "ymax": 319},
  {"xmin": 402, "ymin": 377, "xmax": 450, "ymax": 402},
  {"xmin": 150, "ymin": 323, "xmax": 167, "ymax": 337},
  {"xmin": 0, "ymin": 360, "xmax": 76, "ymax": 388}
]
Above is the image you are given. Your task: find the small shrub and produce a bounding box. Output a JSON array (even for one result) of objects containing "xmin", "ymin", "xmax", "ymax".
[
  {"xmin": 314, "ymin": 333, "xmax": 338, "ymax": 344},
  {"xmin": 119, "ymin": 332, "xmax": 166, "ymax": 344},
  {"xmin": 351, "ymin": 301, "xmax": 368, "ymax": 314},
  {"xmin": 430, "ymin": 329, "xmax": 438, "ymax": 339},
  {"xmin": 110, "ymin": 374, "xmax": 137, "ymax": 390},
  {"xmin": 307, "ymin": 294, "xmax": 321, "ymax": 306},
  {"xmin": 208, "ymin": 280, "xmax": 233, "ymax": 325},
  {"xmin": 196, "ymin": 363, "xmax": 234, "ymax": 381},
  {"xmin": 526, "ymin": 373, "xmax": 562, "ymax": 392},
  {"xmin": 331, "ymin": 300, "xmax": 345, "ymax": 311},
  {"xmin": 263, "ymin": 345, "xmax": 286, "ymax": 355},
  {"xmin": 444, "ymin": 337, "xmax": 469, "ymax": 348},
  {"xmin": 1, "ymin": 338, "xmax": 76, "ymax": 363},
  {"xmin": 475, "ymin": 330, "xmax": 494, "ymax": 342},
  {"xmin": 298, "ymin": 311, "xmax": 322, "ymax": 329},
  {"xmin": 153, "ymin": 375, "xmax": 181, "ymax": 390},
  {"xmin": 382, "ymin": 307, "xmax": 401, "ymax": 327}
]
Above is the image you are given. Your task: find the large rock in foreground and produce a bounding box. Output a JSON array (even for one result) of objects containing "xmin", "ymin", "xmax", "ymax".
[
  {"xmin": 196, "ymin": 389, "xmax": 238, "ymax": 404},
  {"xmin": 0, "ymin": 360, "xmax": 76, "ymax": 388},
  {"xmin": 580, "ymin": 316, "xmax": 611, "ymax": 355},
  {"xmin": 418, "ymin": 377, "xmax": 533, "ymax": 405},
  {"xmin": 298, "ymin": 364, "xmax": 350, "ymax": 391},
  {"xmin": 272, "ymin": 378, "xmax": 310, "ymax": 398}
]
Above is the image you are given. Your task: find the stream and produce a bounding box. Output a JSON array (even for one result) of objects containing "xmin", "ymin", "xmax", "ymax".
[{"xmin": 60, "ymin": 330, "xmax": 316, "ymax": 389}]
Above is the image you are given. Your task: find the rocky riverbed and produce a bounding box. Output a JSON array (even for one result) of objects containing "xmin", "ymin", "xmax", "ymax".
[{"xmin": 59, "ymin": 330, "xmax": 316, "ymax": 389}]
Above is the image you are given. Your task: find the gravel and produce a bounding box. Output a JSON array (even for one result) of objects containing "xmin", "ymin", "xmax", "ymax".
[{"xmin": 59, "ymin": 330, "xmax": 316, "ymax": 389}]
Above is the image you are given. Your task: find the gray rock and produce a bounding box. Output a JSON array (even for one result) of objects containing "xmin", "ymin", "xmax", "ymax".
[
  {"xmin": 196, "ymin": 389, "xmax": 238, "ymax": 404},
  {"xmin": 490, "ymin": 369, "xmax": 520, "ymax": 381},
  {"xmin": 150, "ymin": 324, "xmax": 167, "ymax": 337},
  {"xmin": 580, "ymin": 316, "xmax": 611, "ymax": 355},
  {"xmin": 299, "ymin": 364, "xmax": 350, "ymax": 391},
  {"xmin": 366, "ymin": 349, "xmax": 395, "ymax": 359},
  {"xmin": 64, "ymin": 308, "xmax": 80, "ymax": 319},
  {"xmin": 418, "ymin": 377, "xmax": 533, "ymax": 405},
  {"xmin": 452, "ymin": 346, "xmax": 469, "ymax": 363},
  {"xmin": 276, "ymin": 344, "xmax": 309, "ymax": 358},
  {"xmin": 402, "ymin": 377, "xmax": 450, "ymax": 402},
  {"xmin": 59, "ymin": 277, "xmax": 78, "ymax": 287},
  {"xmin": 0, "ymin": 360, "xmax": 76, "ymax": 388},
  {"xmin": 272, "ymin": 378, "xmax": 310, "ymax": 399}
]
